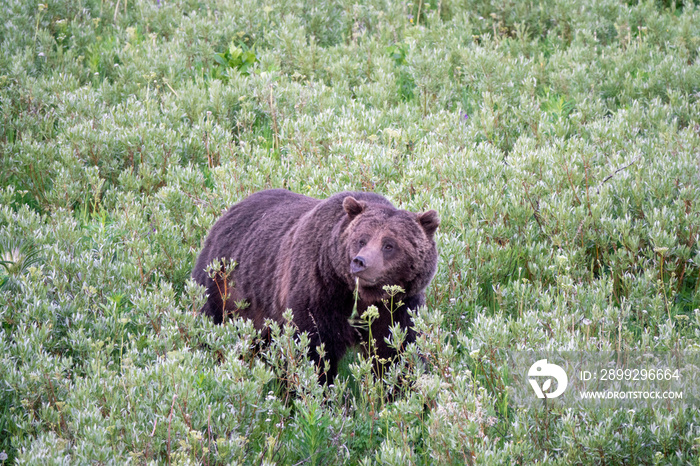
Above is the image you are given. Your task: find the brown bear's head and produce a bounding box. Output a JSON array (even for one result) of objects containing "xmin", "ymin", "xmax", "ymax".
[{"xmin": 342, "ymin": 196, "xmax": 439, "ymax": 303}]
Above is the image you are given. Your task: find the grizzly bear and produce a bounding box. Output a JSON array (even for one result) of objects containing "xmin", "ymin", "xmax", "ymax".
[{"xmin": 192, "ymin": 189, "xmax": 439, "ymax": 383}]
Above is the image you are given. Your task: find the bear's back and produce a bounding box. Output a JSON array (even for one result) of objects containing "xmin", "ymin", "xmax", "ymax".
[{"xmin": 192, "ymin": 189, "xmax": 320, "ymax": 284}]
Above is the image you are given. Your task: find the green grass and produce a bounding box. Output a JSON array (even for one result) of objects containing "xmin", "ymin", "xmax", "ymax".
[{"xmin": 1, "ymin": 0, "xmax": 700, "ymax": 463}]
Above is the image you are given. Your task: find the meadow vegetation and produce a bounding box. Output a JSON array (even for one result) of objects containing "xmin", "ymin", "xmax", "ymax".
[{"xmin": 1, "ymin": 0, "xmax": 700, "ymax": 463}]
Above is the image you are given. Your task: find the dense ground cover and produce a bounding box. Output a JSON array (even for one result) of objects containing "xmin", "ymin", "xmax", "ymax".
[{"xmin": 1, "ymin": 0, "xmax": 700, "ymax": 463}]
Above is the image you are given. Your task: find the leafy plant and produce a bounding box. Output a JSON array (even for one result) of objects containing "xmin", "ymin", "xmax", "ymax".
[
  {"xmin": 211, "ymin": 40, "xmax": 258, "ymax": 81},
  {"xmin": 386, "ymin": 42, "xmax": 416, "ymax": 102},
  {"xmin": 0, "ymin": 238, "xmax": 42, "ymax": 291}
]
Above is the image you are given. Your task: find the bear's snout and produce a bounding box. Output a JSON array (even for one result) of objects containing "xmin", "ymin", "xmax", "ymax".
[
  {"xmin": 351, "ymin": 255, "xmax": 367, "ymax": 273},
  {"xmin": 350, "ymin": 248, "xmax": 384, "ymax": 285}
]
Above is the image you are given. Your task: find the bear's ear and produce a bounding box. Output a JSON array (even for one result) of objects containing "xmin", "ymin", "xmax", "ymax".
[
  {"xmin": 417, "ymin": 210, "xmax": 439, "ymax": 237},
  {"xmin": 343, "ymin": 196, "xmax": 366, "ymax": 219}
]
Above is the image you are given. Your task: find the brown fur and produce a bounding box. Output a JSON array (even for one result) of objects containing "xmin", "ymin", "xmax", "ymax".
[{"xmin": 192, "ymin": 189, "xmax": 439, "ymax": 383}]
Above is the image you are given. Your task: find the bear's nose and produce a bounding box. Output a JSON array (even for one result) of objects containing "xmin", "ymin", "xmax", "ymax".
[{"xmin": 350, "ymin": 256, "xmax": 366, "ymax": 274}]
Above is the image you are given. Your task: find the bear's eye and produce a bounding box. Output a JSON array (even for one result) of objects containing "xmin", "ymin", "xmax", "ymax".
[
  {"xmin": 358, "ymin": 239, "xmax": 367, "ymax": 248},
  {"xmin": 383, "ymin": 243, "xmax": 394, "ymax": 252}
]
